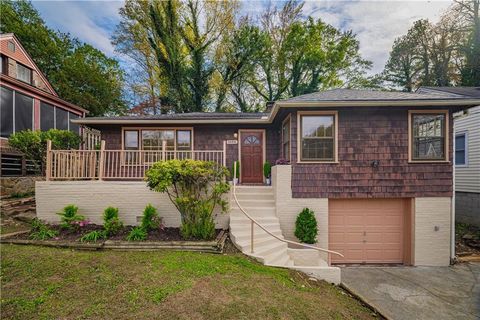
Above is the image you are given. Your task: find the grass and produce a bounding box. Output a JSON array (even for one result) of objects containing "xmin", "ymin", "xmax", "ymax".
[
  {"xmin": 1, "ymin": 245, "xmax": 379, "ymax": 320},
  {"xmin": 0, "ymin": 215, "xmax": 30, "ymax": 235}
]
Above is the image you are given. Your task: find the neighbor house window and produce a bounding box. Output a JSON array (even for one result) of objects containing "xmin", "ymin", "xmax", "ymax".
[
  {"xmin": 16, "ymin": 63, "xmax": 31, "ymax": 84},
  {"xmin": 299, "ymin": 112, "xmax": 337, "ymax": 162},
  {"xmin": 282, "ymin": 116, "xmax": 290, "ymax": 161},
  {"xmin": 455, "ymin": 133, "xmax": 467, "ymax": 166},
  {"xmin": 410, "ymin": 111, "xmax": 447, "ymax": 161},
  {"xmin": 0, "ymin": 86, "xmax": 33, "ymax": 138}
]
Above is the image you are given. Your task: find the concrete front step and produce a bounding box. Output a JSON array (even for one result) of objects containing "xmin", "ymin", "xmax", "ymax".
[
  {"xmin": 235, "ymin": 237, "xmax": 284, "ymax": 251},
  {"xmin": 230, "ymin": 215, "xmax": 279, "ymax": 223},
  {"xmin": 234, "ymin": 186, "xmax": 273, "ymax": 193},
  {"xmin": 231, "ymin": 199, "xmax": 275, "ymax": 207},
  {"xmin": 235, "ymin": 193, "xmax": 274, "ymax": 201},
  {"xmin": 230, "ymin": 207, "xmax": 276, "ymax": 216}
]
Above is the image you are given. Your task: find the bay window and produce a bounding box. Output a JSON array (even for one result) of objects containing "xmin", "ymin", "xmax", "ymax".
[
  {"xmin": 409, "ymin": 111, "xmax": 448, "ymax": 162},
  {"xmin": 298, "ymin": 112, "xmax": 337, "ymax": 162}
]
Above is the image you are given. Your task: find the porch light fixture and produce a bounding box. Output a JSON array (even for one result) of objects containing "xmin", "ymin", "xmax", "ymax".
[{"xmin": 233, "ymin": 133, "xmax": 238, "ymax": 138}]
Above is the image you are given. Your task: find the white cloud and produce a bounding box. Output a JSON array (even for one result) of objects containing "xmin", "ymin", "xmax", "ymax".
[
  {"xmin": 32, "ymin": 0, "xmax": 124, "ymax": 56},
  {"xmin": 301, "ymin": 0, "xmax": 453, "ymax": 74}
]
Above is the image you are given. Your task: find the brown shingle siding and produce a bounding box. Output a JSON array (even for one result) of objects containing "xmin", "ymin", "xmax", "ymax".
[{"xmin": 291, "ymin": 107, "xmax": 454, "ymax": 198}]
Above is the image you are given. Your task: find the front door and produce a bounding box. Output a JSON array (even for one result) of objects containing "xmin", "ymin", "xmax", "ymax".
[{"xmin": 240, "ymin": 131, "xmax": 264, "ymax": 184}]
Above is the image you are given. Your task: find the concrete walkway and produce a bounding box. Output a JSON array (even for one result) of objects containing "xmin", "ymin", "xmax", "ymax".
[{"xmin": 341, "ymin": 263, "xmax": 480, "ymax": 320}]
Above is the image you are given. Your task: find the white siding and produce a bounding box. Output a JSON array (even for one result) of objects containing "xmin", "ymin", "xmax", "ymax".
[{"xmin": 455, "ymin": 106, "xmax": 480, "ymax": 193}]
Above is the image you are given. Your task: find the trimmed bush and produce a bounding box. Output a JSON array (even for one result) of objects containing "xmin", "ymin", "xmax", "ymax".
[
  {"xmin": 103, "ymin": 207, "xmax": 123, "ymax": 236},
  {"xmin": 141, "ymin": 204, "xmax": 161, "ymax": 231},
  {"xmin": 263, "ymin": 162, "xmax": 271, "ymax": 178},
  {"xmin": 57, "ymin": 205, "xmax": 85, "ymax": 230},
  {"xmin": 294, "ymin": 208, "xmax": 318, "ymax": 244}
]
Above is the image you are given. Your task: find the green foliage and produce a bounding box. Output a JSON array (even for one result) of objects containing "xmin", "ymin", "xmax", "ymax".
[
  {"xmin": 263, "ymin": 162, "xmax": 271, "ymax": 178},
  {"xmin": 146, "ymin": 160, "xmax": 230, "ymax": 240},
  {"xmin": 126, "ymin": 226, "xmax": 147, "ymax": 241},
  {"xmin": 102, "ymin": 207, "xmax": 123, "ymax": 236},
  {"xmin": 80, "ymin": 230, "xmax": 106, "ymax": 243},
  {"xmin": 0, "ymin": 0, "xmax": 126, "ymax": 115},
  {"xmin": 141, "ymin": 204, "xmax": 160, "ymax": 231},
  {"xmin": 56, "ymin": 205, "xmax": 85, "ymax": 230},
  {"xmin": 8, "ymin": 129, "xmax": 81, "ymax": 174},
  {"xmin": 294, "ymin": 208, "xmax": 318, "ymax": 244},
  {"xmin": 29, "ymin": 219, "xmax": 58, "ymax": 240}
]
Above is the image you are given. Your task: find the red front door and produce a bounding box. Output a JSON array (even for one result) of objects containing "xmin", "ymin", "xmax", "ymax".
[{"xmin": 240, "ymin": 131, "xmax": 264, "ymax": 184}]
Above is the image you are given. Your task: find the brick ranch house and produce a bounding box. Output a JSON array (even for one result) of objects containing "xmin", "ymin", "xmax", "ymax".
[{"xmin": 35, "ymin": 89, "xmax": 480, "ymax": 283}]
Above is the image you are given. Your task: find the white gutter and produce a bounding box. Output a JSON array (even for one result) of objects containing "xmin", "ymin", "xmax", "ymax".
[{"xmin": 72, "ymin": 98, "xmax": 480, "ymax": 125}]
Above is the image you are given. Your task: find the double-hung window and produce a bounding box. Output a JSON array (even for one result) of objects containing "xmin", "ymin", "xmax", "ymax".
[
  {"xmin": 16, "ymin": 63, "xmax": 31, "ymax": 84},
  {"xmin": 298, "ymin": 112, "xmax": 337, "ymax": 162},
  {"xmin": 409, "ymin": 111, "xmax": 448, "ymax": 162},
  {"xmin": 455, "ymin": 133, "xmax": 467, "ymax": 166}
]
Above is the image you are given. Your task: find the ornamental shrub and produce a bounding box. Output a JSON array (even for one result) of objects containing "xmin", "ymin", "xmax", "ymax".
[
  {"xmin": 294, "ymin": 208, "xmax": 318, "ymax": 244},
  {"xmin": 8, "ymin": 129, "xmax": 81, "ymax": 175},
  {"xmin": 146, "ymin": 159, "xmax": 230, "ymax": 240},
  {"xmin": 263, "ymin": 162, "xmax": 271, "ymax": 178},
  {"xmin": 103, "ymin": 207, "xmax": 123, "ymax": 236},
  {"xmin": 57, "ymin": 204, "xmax": 85, "ymax": 230},
  {"xmin": 141, "ymin": 204, "xmax": 161, "ymax": 231}
]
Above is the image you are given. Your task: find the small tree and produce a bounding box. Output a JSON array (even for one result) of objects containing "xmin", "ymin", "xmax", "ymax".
[
  {"xmin": 263, "ymin": 162, "xmax": 271, "ymax": 178},
  {"xmin": 294, "ymin": 208, "xmax": 318, "ymax": 244},
  {"xmin": 146, "ymin": 159, "xmax": 230, "ymax": 240},
  {"xmin": 8, "ymin": 129, "xmax": 81, "ymax": 174}
]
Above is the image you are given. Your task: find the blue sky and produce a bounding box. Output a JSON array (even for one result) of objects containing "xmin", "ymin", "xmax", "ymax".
[{"xmin": 32, "ymin": 0, "xmax": 453, "ymax": 75}]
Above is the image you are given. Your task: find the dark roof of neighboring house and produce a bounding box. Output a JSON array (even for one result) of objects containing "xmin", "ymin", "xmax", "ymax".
[
  {"xmin": 73, "ymin": 89, "xmax": 480, "ymax": 125},
  {"xmin": 278, "ymin": 88, "xmax": 468, "ymax": 103},
  {"xmin": 417, "ymin": 87, "xmax": 480, "ymax": 98}
]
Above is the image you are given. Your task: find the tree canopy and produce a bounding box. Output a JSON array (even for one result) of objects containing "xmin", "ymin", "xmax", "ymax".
[{"xmin": 0, "ymin": 0, "xmax": 126, "ymax": 115}]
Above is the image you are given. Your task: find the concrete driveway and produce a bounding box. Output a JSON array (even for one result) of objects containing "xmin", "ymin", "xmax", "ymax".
[{"xmin": 341, "ymin": 263, "xmax": 480, "ymax": 320}]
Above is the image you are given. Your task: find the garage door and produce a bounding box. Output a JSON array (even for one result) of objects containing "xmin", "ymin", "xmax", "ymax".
[{"xmin": 329, "ymin": 199, "xmax": 406, "ymax": 264}]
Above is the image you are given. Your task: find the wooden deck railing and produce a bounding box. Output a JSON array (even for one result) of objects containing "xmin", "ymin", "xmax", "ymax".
[{"xmin": 46, "ymin": 140, "xmax": 227, "ymax": 181}]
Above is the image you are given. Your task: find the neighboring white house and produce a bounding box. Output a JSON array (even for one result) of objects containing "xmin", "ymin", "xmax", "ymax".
[{"xmin": 418, "ymin": 87, "xmax": 480, "ymax": 226}]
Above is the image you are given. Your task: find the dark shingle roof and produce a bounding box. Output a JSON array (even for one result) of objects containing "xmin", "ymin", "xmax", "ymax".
[
  {"xmin": 81, "ymin": 112, "xmax": 268, "ymax": 121},
  {"xmin": 279, "ymin": 88, "xmax": 467, "ymax": 102},
  {"xmin": 417, "ymin": 87, "xmax": 480, "ymax": 98}
]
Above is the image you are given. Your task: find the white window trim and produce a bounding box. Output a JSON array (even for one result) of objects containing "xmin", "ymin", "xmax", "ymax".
[
  {"xmin": 455, "ymin": 131, "xmax": 468, "ymax": 167},
  {"xmin": 121, "ymin": 127, "xmax": 194, "ymax": 151},
  {"xmin": 296, "ymin": 110, "xmax": 339, "ymax": 163}
]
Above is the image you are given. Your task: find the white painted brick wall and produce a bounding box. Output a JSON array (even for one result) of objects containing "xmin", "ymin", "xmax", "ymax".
[
  {"xmin": 414, "ymin": 197, "xmax": 452, "ymax": 266},
  {"xmin": 272, "ymin": 165, "xmax": 328, "ymax": 259},
  {"xmin": 36, "ymin": 181, "xmax": 229, "ymax": 229}
]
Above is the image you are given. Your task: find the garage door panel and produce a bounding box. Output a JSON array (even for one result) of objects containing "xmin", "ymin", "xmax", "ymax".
[{"xmin": 329, "ymin": 199, "xmax": 405, "ymax": 264}]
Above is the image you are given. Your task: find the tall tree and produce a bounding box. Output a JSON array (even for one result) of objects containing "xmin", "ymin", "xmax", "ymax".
[{"xmin": 0, "ymin": 0, "xmax": 126, "ymax": 115}]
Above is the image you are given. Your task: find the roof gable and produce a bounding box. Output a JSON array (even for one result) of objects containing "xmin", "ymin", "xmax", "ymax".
[{"xmin": 0, "ymin": 33, "xmax": 57, "ymax": 96}]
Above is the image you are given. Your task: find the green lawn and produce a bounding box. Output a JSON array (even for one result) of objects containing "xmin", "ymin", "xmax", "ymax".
[{"xmin": 1, "ymin": 245, "xmax": 378, "ymax": 320}]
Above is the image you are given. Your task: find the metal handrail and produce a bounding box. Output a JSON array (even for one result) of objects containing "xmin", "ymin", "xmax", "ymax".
[{"xmin": 232, "ymin": 161, "xmax": 344, "ymax": 264}]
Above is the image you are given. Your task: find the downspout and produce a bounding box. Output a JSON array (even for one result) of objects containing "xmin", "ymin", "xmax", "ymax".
[{"xmin": 451, "ymin": 114, "xmax": 457, "ymax": 264}]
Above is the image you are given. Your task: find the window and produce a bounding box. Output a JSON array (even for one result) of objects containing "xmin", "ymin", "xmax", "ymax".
[
  {"xmin": 0, "ymin": 86, "xmax": 33, "ymax": 138},
  {"xmin": 282, "ymin": 116, "xmax": 290, "ymax": 161},
  {"xmin": 69, "ymin": 112, "xmax": 80, "ymax": 134},
  {"xmin": 7, "ymin": 41, "xmax": 15, "ymax": 52},
  {"xmin": 299, "ymin": 113, "xmax": 337, "ymax": 162},
  {"xmin": 55, "ymin": 108, "xmax": 68, "ymax": 130},
  {"xmin": 455, "ymin": 133, "xmax": 467, "ymax": 166},
  {"xmin": 16, "ymin": 63, "xmax": 31, "ymax": 84},
  {"xmin": 176, "ymin": 130, "xmax": 191, "ymax": 150},
  {"xmin": 124, "ymin": 130, "xmax": 139, "ymax": 150},
  {"xmin": 0, "ymin": 55, "xmax": 4, "ymax": 74},
  {"xmin": 410, "ymin": 111, "xmax": 447, "ymax": 161},
  {"xmin": 142, "ymin": 130, "xmax": 175, "ymax": 151}
]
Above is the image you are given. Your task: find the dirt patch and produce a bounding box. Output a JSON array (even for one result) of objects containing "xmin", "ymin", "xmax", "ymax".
[{"xmin": 456, "ymin": 223, "xmax": 480, "ymax": 256}]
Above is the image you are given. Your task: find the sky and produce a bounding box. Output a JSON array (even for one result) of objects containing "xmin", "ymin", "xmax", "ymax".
[{"xmin": 32, "ymin": 0, "xmax": 453, "ymax": 75}]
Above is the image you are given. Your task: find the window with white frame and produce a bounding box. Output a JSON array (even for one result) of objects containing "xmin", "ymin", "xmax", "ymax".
[
  {"xmin": 455, "ymin": 133, "xmax": 467, "ymax": 166},
  {"xmin": 299, "ymin": 113, "xmax": 336, "ymax": 162}
]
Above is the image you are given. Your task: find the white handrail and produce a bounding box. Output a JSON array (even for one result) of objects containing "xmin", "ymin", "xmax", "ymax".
[{"xmin": 232, "ymin": 161, "xmax": 344, "ymax": 264}]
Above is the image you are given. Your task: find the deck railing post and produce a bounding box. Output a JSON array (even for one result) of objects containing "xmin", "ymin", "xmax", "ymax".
[
  {"xmin": 98, "ymin": 140, "xmax": 106, "ymax": 181},
  {"xmin": 46, "ymin": 140, "xmax": 52, "ymax": 181},
  {"xmin": 162, "ymin": 140, "xmax": 167, "ymax": 161},
  {"xmin": 222, "ymin": 140, "xmax": 227, "ymax": 167}
]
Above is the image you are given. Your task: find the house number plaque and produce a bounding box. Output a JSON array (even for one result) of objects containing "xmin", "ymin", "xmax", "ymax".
[{"xmin": 226, "ymin": 140, "xmax": 238, "ymax": 145}]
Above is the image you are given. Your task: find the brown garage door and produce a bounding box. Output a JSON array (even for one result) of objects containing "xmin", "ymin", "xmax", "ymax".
[{"xmin": 329, "ymin": 199, "xmax": 406, "ymax": 264}]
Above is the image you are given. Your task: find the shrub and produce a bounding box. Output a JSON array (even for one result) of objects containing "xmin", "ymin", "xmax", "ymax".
[
  {"xmin": 275, "ymin": 158, "xmax": 290, "ymax": 165},
  {"xmin": 126, "ymin": 226, "xmax": 147, "ymax": 241},
  {"xmin": 141, "ymin": 204, "xmax": 161, "ymax": 231},
  {"xmin": 146, "ymin": 159, "xmax": 229, "ymax": 240},
  {"xmin": 103, "ymin": 207, "xmax": 123, "ymax": 236},
  {"xmin": 294, "ymin": 208, "xmax": 318, "ymax": 244},
  {"xmin": 30, "ymin": 219, "xmax": 58, "ymax": 240},
  {"xmin": 80, "ymin": 230, "xmax": 106, "ymax": 243},
  {"xmin": 8, "ymin": 129, "xmax": 81, "ymax": 174},
  {"xmin": 57, "ymin": 204, "xmax": 85, "ymax": 229},
  {"xmin": 263, "ymin": 162, "xmax": 271, "ymax": 178}
]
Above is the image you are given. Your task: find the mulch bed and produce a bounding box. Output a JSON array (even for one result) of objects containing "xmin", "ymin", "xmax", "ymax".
[{"xmin": 8, "ymin": 224, "xmax": 222, "ymax": 243}]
